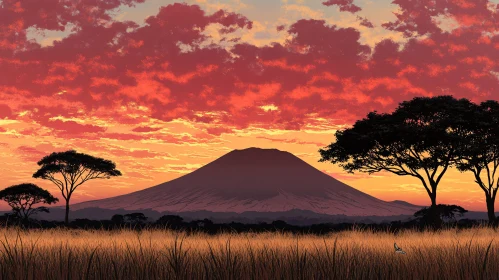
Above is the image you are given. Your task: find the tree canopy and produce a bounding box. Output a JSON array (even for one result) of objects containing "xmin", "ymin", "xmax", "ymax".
[
  {"xmin": 0, "ymin": 183, "xmax": 58, "ymax": 222},
  {"xmin": 33, "ymin": 150, "xmax": 121, "ymax": 224},
  {"xmin": 111, "ymin": 214, "xmax": 125, "ymax": 224},
  {"xmin": 454, "ymin": 100, "xmax": 499, "ymax": 224},
  {"xmin": 157, "ymin": 215, "xmax": 184, "ymax": 226},
  {"xmin": 319, "ymin": 96, "xmax": 475, "ymax": 208},
  {"xmin": 414, "ymin": 204, "xmax": 468, "ymax": 224},
  {"xmin": 124, "ymin": 213, "xmax": 148, "ymax": 224}
]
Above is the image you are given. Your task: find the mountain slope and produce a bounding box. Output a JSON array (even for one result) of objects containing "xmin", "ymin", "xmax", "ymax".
[{"xmin": 72, "ymin": 148, "xmax": 421, "ymax": 216}]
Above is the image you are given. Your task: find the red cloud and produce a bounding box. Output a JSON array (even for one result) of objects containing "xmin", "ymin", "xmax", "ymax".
[
  {"xmin": 357, "ymin": 16, "xmax": 374, "ymax": 28},
  {"xmin": 0, "ymin": 0, "xmax": 145, "ymax": 55},
  {"xmin": 322, "ymin": 0, "xmax": 362, "ymax": 13},
  {"xmin": 16, "ymin": 145, "xmax": 59, "ymax": 162},
  {"xmin": 132, "ymin": 126, "xmax": 162, "ymax": 133},
  {"xmin": 41, "ymin": 119, "xmax": 106, "ymax": 134},
  {"xmin": 107, "ymin": 148, "xmax": 172, "ymax": 159},
  {"xmin": 206, "ymin": 126, "xmax": 233, "ymax": 136},
  {"xmin": 210, "ymin": 9, "xmax": 253, "ymax": 33},
  {"xmin": 256, "ymin": 136, "xmax": 326, "ymax": 147},
  {"xmin": 0, "ymin": 104, "xmax": 12, "ymax": 118},
  {"xmin": 0, "ymin": 2, "xmax": 497, "ymax": 138},
  {"xmin": 382, "ymin": 0, "xmax": 498, "ymax": 37},
  {"xmin": 125, "ymin": 171, "xmax": 153, "ymax": 180},
  {"xmin": 99, "ymin": 133, "xmax": 145, "ymax": 141}
]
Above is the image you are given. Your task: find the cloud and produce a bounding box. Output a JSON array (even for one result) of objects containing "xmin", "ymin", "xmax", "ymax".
[
  {"xmin": 382, "ymin": 0, "xmax": 498, "ymax": 37},
  {"xmin": 322, "ymin": 0, "xmax": 362, "ymax": 14},
  {"xmin": 283, "ymin": 4, "xmax": 324, "ymax": 19},
  {"xmin": 14, "ymin": 142, "xmax": 78, "ymax": 163},
  {"xmin": 256, "ymin": 136, "xmax": 326, "ymax": 147},
  {"xmin": 125, "ymin": 171, "xmax": 153, "ymax": 180},
  {"xmin": 357, "ymin": 16, "xmax": 374, "ymax": 28},
  {"xmin": 107, "ymin": 147, "xmax": 174, "ymax": 159},
  {"xmin": 41, "ymin": 119, "xmax": 107, "ymax": 134},
  {"xmin": 322, "ymin": 170, "xmax": 384, "ymax": 180},
  {"xmin": 0, "ymin": 0, "xmax": 146, "ymax": 54},
  {"xmin": 0, "ymin": 104, "xmax": 12, "ymax": 119},
  {"xmin": 206, "ymin": 126, "xmax": 234, "ymax": 136},
  {"xmin": 16, "ymin": 145, "xmax": 51, "ymax": 162},
  {"xmin": 0, "ymin": 1, "xmax": 497, "ymax": 138},
  {"xmin": 132, "ymin": 126, "xmax": 163, "ymax": 133}
]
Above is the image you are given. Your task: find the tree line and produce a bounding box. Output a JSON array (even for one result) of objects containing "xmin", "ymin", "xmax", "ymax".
[
  {"xmin": 0, "ymin": 211, "xmax": 486, "ymax": 234},
  {"xmin": 0, "ymin": 95, "xmax": 498, "ymax": 229}
]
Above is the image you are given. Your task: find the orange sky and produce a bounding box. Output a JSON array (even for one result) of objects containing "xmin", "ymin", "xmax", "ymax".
[{"xmin": 1, "ymin": 0, "xmax": 499, "ymax": 211}]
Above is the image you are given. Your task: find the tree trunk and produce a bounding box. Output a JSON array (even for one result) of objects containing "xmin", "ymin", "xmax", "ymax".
[
  {"xmin": 428, "ymin": 205, "xmax": 442, "ymax": 230},
  {"xmin": 65, "ymin": 200, "xmax": 70, "ymax": 225},
  {"xmin": 428, "ymin": 192, "xmax": 441, "ymax": 229},
  {"xmin": 485, "ymin": 195, "xmax": 496, "ymax": 226},
  {"xmin": 430, "ymin": 193, "xmax": 437, "ymax": 207}
]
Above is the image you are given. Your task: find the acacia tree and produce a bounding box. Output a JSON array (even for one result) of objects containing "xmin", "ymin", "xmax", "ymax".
[
  {"xmin": 124, "ymin": 212, "xmax": 148, "ymax": 225},
  {"xmin": 319, "ymin": 96, "xmax": 474, "ymax": 225},
  {"xmin": 33, "ymin": 150, "xmax": 121, "ymax": 224},
  {"xmin": 111, "ymin": 214, "xmax": 125, "ymax": 224},
  {"xmin": 414, "ymin": 204, "xmax": 468, "ymax": 224},
  {"xmin": 0, "ymin": 183, "xmax": 58, "ymax": 222},
  {"xmin": 454, "ymin": 100, "xmax": 499, "ymax": 225},
  {"xmin": 156, "ymin": 215, "xmax": 183, "ymax": 226}
]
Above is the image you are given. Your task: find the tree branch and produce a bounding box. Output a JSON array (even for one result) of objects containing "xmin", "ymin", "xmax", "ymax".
[
  {"xmin": 435, "ymin": 161, "xmax": 450, "ymax": 186},
  {"xmin": 472, "ymin": 169, "xmax": 489, "ymax": 194}
]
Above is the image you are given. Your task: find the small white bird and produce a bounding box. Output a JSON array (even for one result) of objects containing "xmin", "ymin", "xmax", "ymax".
[{"xmin": 394, "ymin": 243, "xmax": 406, "ymax": 254}]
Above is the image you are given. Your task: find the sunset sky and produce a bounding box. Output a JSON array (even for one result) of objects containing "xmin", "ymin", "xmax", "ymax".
[{"xmin": 1, "ymin": 0, "xmax": 499, "ymax": 211}]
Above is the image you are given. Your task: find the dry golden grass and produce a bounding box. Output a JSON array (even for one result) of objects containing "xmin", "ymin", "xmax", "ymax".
[{"xmin": 0, "ymin": 227, "xmax": 497, "ymax": 279}]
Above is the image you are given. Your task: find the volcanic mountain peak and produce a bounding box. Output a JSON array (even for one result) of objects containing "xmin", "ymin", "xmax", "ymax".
[
  {"xmin": 72, "ymin": 147, "xmax": 421, "ymax": 216},
  {"xmin": 210, "ymin": 147, "xmax": 299, "ymax": 166},
  {"xmin": 232, "ymin": 147, "xmax": 283, "ymax": 153}
]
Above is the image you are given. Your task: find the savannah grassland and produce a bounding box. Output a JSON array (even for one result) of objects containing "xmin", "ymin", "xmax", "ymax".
[{"xmin": 0, "ymin": 227, "xmax": 497, "ymax": 280}]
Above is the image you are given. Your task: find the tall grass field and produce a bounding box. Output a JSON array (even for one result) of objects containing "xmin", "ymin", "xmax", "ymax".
[{"xmin": 0, "ymin": 227, "xmax": 497, "ymax": 279}]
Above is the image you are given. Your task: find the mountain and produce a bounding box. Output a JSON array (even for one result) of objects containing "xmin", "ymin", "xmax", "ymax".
[
  {"xmin": 71, "ymin": 147, "xmax": 421, "ymax": 216},
  {"xmin": 390, "ymin": 200, "xmax": 421, "ymax": 207}
]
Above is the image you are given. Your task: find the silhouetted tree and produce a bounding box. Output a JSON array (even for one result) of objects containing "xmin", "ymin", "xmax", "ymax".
[
  {"xmin": 454, "ymin": 100, "xmax": 499, "ymax": 225},
  {"xmin": 71, "ymin": 218, "xmax": 95, "ymax": 228},
  {"xmin": 0, "ymin": 183, "xmax": 58, "ymax": 223},
  {"xmin": 32, "ymin": 150, "xmax": 121, "ymax": 225},
  {"xmin": 319, "ymin": 96, "xmax": 474, "ymax": 227},
  {"xmin": 124, "ymin": 212, "xmax": 148, "ymax": 224},
  {"xmin": 111, "ymin": 214, "xmax": 124, "ymax": 224},
  {"xmin": 156, "ymin": 215, "xmax": 183, "ymax": 227},
  {"xmin": 271, "ymin": 220, "xmax": 288, "ymax": 228},
  {"xmin": 415, "ymin": 204, "xmax": 468, "ymax": 226}
]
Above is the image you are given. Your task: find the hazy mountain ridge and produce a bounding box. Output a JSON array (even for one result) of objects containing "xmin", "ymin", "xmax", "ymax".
[
  {"xmin": 14, "ymin": 207, "xmax": 493, "ymax": 226},
  {"xmin": 24, "ymin": 207, "xmax": 416, "ymax": 225}
]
